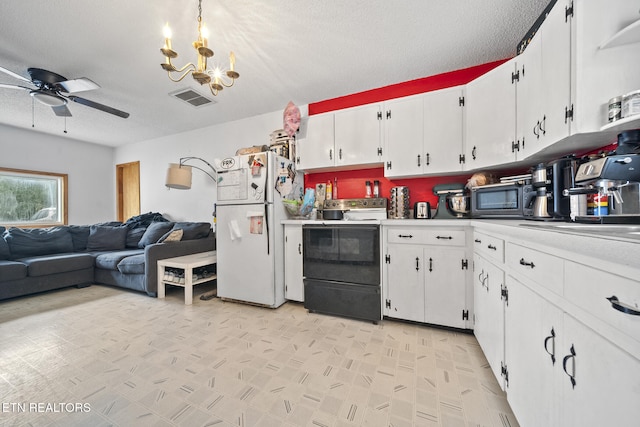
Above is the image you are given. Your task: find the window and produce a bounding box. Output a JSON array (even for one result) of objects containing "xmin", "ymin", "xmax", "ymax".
[{"xmin": 0, "ymin": 168, "xmax": 68, "ymax": 227}]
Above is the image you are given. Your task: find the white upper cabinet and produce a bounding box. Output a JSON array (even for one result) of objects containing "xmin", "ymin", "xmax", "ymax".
[
  {"xmin": 334, "ymin": 103, "xmax": 383, "ymax": 167},
  {"xmin": 383, "ymin": 95, "xmax": 424, "ymax": 177},
  {"xmin": 296, "ymin": 112, "xmax": 335, "ymax": 171},
  {"xmin": 423, "ymin": 86, "xmax": 466, "ymax": 174},
  {"xmin": 464, "ymin": 59, "xmax": 517, "ymax": 170}
]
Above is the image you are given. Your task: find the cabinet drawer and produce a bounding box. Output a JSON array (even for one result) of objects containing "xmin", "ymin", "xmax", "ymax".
[
  {"xmin": 387, "ymin": 228, "xmax": 429, "ymax": 244},
  {"xmin": 506, "ymin": 243, "xmax": 563, "ymax": 295},
  {"xmin": 473, "ymin": 231, "xmax": 505, "ymax": 263},
  {"xmin": 423, "ymin": 229, "xmax": 466, "ymax": 246},
  {"xmin": 565, "ymin": 262, "xmax": 640, "ymax": 343}
]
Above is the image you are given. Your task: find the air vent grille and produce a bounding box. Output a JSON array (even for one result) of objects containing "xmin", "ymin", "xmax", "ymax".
[{"xmin": 169, "ymin": 88, "xmax": 216, "ymax": 108}]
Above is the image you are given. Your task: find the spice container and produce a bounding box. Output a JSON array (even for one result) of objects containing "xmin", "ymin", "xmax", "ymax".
[
  {"xmin": 365, "ymin": 181, "xmax": 372, "ymax": 198},
  {"xmin": 608, "ymin": 96, "xmax": 622, "ymax": 122},
  {"xmin": 622, "ymin": 90, "xmax": 640, "ymax": 119}
]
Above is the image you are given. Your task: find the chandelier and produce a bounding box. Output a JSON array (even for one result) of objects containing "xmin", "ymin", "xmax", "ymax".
[{"xmin": 160, "ymin": 0, "xmax": 239, "ymax": 96}]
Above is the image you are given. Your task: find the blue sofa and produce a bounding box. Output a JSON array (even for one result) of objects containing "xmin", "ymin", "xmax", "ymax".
[{"xmin": 0, "ymin": 217, "xmax": 215, "ymax": 301}]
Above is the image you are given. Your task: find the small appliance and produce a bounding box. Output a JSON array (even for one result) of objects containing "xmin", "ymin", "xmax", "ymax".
[
  {"xmin": 322, "ymin": 198, "xmax": 387, "ymax": 220},
  {"xmin": 433, "ymin": 183, "xmax": 469, "ymax": 218},
  {"xmin": 528, "ymin": 156, "xmax": 578, "ymax": 220},
  {"xmin": 470, "ymin": 178, "xmax": 535, "ymax": 219},
  {"xmin": 413, "ymin": 202, "xmax": 431, "ymax": 219}
]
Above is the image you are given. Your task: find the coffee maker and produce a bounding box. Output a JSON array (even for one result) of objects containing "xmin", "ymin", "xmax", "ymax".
[
  {"xmin": 564, "ymin": 130, "xmax": 640, "ymax": 223},
  {"xmin": 529, "ymin": 156, "xmax": 577, "ymax": 220}
]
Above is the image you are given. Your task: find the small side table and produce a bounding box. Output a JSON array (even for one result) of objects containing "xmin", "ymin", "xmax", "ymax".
[{"xmin": 157, "ymin": 251, "xmax": 217, "ymax": 305}]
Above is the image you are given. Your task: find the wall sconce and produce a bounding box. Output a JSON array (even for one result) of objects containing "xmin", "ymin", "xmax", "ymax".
[{"xmin": 165, "ymin": 157, "xmax": 216, "ymax": 190}]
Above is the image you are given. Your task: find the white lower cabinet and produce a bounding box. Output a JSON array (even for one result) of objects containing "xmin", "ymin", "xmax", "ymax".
[
  {"xmin": 473, "ymin": 227, "xmax": 640, "ymax": 427},
  {"xmin": 283, "ymin": 224, "xmax": 304, "ymax": 302},
  {"xmin": 383, "ymin": 225, "xmax": 472, "ymax": 329}
]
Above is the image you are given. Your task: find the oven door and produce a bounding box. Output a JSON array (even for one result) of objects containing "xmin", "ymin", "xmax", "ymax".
[{"xmin": 303, "ymin": 224, "xmax": 380, "ymax": 285}]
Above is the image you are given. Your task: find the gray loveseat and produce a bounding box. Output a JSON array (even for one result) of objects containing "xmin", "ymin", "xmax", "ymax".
[{"xmin": 0, "ymin": 216, "xmax": 215, "ymax": 301}]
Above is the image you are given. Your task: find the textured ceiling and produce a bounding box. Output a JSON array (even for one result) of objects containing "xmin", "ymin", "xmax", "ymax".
[{"xmin": 0, "ymin": 0, "xmax": 551, "ymax": 147}]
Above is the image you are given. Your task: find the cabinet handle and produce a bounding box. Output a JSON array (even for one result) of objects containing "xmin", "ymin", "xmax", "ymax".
[
  {"xmin": 487, "ymin": 244, "xmax": 497, "ymax": 251},
  {"xmin": 398, "ymin": 234, "xmax": 413, "ymax": 239},
  {"xmin": 562, "ymin": 344, "xmax": 577, "ymax": 389},
  {"xmin": 540, "ymin": 115, "xmax": 546, "ymax": 135},
  {"xmin": 426, "ymin": 153, "xmax": 430, "ymax": 166},
  {"xmin": 339, "ymin": 148, "xmax": 343, "ymax": 160},
  {"xmin": 519, "ymin": 258, "xmax": 535, "ymax": 268},
  {"xmin": 606, "ymin": 296, "xmax": 640, "ymax": 316},
  {"xmin": 474, "ymin": 238, "xmax": 482, "ymax": 244},
  {"xmin": 472, "ymin": 146, "xmax": 477, "ymax": 160},
  {"xmin": 416, "ymin": 257, "xmax": 420, "ymax": 271},
  {"xmin": 298, "ymin": 243, "xmax": 301, "ymax": 255},
  {"xmin": 544, "ymin": 327, "xmax": 556, "ymax": 365},
  {"xmin": 329, "ymin": 149, "xmax": 333, "ymax": 160},
  {"xmin": 417, "ymin": 154, "xmax": 421, "ymax": 167},
  {"xmin": 436, "ymin": 235, "xmax": 453, "ymax": 240},
  {"xmin": 534, "ymin": 121, "xmax": 540, "ymax": 139},
  {"xmin": 296, "ymin": 156, "xmax": 300, "ymax": 164},
  {"xmin": 428, "ymin": 257, "xmax": 433, "ymax": 272}
]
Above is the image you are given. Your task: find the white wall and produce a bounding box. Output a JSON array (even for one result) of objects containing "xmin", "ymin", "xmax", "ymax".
[
  {"xmin": 114, "ymin": 109, "xmax": 286, "ymax": 223},
  {"xmin": 0, "ymin": 124, "xmax": 116, "ymax": 225}
]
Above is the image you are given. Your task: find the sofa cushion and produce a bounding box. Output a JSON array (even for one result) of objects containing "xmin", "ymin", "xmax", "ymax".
[
  {"xmin": 19, "ymin": 253, "xmax": 94, "ymax": 277},
  {"xmin": 4, "ymin": 227, "xmax": 74, "ymax": 259},
  {"xmin": 86, "ymin": 225, "xmax": 128, "ymax": 251},
  {"xmin": 171, "ymin": 222, "xmax": 211, "ymax": 240},
  {"xmin": 117, "ymin": 254, "xmax": 146, "ymax": 274},
  {"xmin": 0, "ymin": 260, "xmax": 27, "ymax": 281},
  {"xmin": 0, "ymin": 232, "xmax": 10, "ymax": 260},
  {"xmin": 158, "ymin": 229, "xmax": 183, "ymax": 243},
  {"xmin": 138, "ymin": 222, "xmax": 174, "ymax": 248},
  {"xmin": 125, "ymin": 227, "xmax": 147, "ymax": 248},
  {"xmin": 68, "ymin": 225, "xmax": 91, "ymax": 251},
  {"xmin": 94, "ymin": 249, "xmax": 144, "ymax": 270}
]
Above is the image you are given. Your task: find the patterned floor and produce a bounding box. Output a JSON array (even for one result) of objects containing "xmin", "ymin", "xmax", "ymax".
[{"xmin": 0, "ymin": 284, "xmax": 518, "ymax": 426}]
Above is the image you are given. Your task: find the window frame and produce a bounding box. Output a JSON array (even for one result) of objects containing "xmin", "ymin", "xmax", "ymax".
[{"xmin": 0, "ymin": 167, "xmax": 68, "ymax": 228}]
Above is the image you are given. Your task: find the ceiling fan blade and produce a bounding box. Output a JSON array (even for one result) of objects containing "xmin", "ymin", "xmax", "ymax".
[
  {"xmin": 58, "ymin": 77, "xmax": 100, "ymax": 93},
  {"xmin": 0, "ymin": 65, "xmax": 31, "ymax": 83},
  {"xmin": 0, "ymin": 83, "xmax": 31, "ymax": 91},
  {"xmin": 52, "ymin": 104, "xmax": 72, "ymax": 117},
  {"xmin": 68, "ymin": 95, "xmax": 130, "ymax": 119}
]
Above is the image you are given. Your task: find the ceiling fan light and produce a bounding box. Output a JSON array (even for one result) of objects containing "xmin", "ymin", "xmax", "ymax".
[{"xmin": 30, "ymin": 90, "xmax": 67, "ymax": 107}]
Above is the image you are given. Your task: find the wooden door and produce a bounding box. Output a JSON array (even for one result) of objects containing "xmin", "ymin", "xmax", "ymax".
[{"xmin": 116, "ymin": 161, "xmax": 140, "ymax": 222}]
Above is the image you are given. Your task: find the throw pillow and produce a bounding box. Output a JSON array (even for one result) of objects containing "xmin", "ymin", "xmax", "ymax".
[
  {"xmin": 125, "ymin": 227, "xmax": 147, "ymax": 248},
  {"xmin": 157, "ymin": 229, "xmax": 183, "ymax": 243},
  {"xmin": 116, "ymin": 254, "xmax": 146, "ymax": 275},
  {"xmin": 68, "ymin": 225, "xmax": 91, "ymax": 251},
  {"xmin": 86, "ymin": 225, "xmax": 128, "ymax": 251},
  {"xmin": 4, "ymin": 227, "xmax": 74, "ymax": 259},
  {"xmin": 138, "ymin": 222, "xmax": 175, "ymax": 248},
  {"xmin": 171, "ymin": 222, "xmax": 211, "ymax": 240},
  {"xmin": 0, "ymin": 232, "xmax": 10, "ymax": 260}
]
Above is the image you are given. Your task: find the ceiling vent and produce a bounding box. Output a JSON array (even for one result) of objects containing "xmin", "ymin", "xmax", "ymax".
[{"xmin": 169, "ymin": 88, "xmax": 216, "ymax": 108}]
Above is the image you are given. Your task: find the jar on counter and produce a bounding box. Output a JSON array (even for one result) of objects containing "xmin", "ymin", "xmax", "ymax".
[
  {"xmin": 608, "ymin": 96, "xmax": 622, "ymax": 122},
  {"xmin": 622, "ymin": 90, "xmax": 640, "ymax": 119}
]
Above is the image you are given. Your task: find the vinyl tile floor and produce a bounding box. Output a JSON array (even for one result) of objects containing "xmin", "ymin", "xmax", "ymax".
[{"xmin": 0, "ymin": 284, "xmax": 519, "ymax": 427}]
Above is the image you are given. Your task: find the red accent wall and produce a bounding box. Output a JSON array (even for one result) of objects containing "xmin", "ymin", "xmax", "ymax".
[{"xmin": 309, "ymin": 59, "xmax": 509, "ymax": 115}]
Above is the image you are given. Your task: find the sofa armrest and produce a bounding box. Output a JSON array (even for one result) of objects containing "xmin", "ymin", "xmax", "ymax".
[{"xmin": 144, "ymin": 232, "xmax": 216, "ymax": 295}]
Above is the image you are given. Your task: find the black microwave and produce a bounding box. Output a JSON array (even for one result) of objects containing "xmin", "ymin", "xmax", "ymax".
[{"xmin": 470, "ymin": 182, "xmax": 535, "ymax": 218}]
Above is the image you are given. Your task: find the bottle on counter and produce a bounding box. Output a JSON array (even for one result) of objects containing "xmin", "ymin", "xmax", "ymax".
[
  {"xmin": 333, "ymin": 178, "xmax": 338, "ymax": 199},
  {"xmin": 326, "ymin": 179, "xmax": 332, "ymax": 200},
  {"xmin": 365, "ymin": 181, "xmax": 372, "ymax": 198},
  {"xmin": 373, "ymin": 180, "xmax": 380, "ymax": 198}
]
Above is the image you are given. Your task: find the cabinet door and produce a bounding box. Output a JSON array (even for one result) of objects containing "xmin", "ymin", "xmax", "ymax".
[
  {"xmin": 386, "ymin": 244, "xmax": 425, "ymax": 322},
  {"xmin": 539, "ymin": 0, "xmax": 571, "ymax": 146},
  {"xmin": 284, "ymin": 225, "xmax": 304, "ymax": 302},
  {"xmin": 296, "ymin": 113, "xmax": 335, "ymax": 171},
  {"xmin": 383, "ymin": 95, "xmax": 424, "ymax": 177},
  {"xmin": 334, "ymin": 103, "xmax": 382, "ymax": 167},
  {"xmin": 560, "ymin": 314, "xmax": 640, "ymax": 427},
  {"xmin": 465, "ymin": 59, "xmax": 517, "ymax": 170},
  {"xmin": 505, "ymin": 276, "xmax": 562, "ymax": 427},
  {"xmin": 424, "ymin": 246, "xmax": 467, "ymax": 328},
  {"xmin": 516, "ymin": 33, "xmax": 542, "ymax": 160},
  {"xmin": 423, "ymin": 86, "xmax": 465, "ymax": 174},
  {"xmin": 473, "ymin": 254, "xmax": 506, "ymax": 390}
]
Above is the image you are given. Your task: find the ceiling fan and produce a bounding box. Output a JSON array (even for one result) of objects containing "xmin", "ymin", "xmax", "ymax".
[{"xmin": 0, "ymin": 66, "xmax": 129, "ymax": 119}]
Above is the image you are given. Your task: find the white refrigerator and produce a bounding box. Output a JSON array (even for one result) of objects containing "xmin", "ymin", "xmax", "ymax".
[{"xmin": 214, "ymin": 151, "xmax": 301, "ymax": 308}]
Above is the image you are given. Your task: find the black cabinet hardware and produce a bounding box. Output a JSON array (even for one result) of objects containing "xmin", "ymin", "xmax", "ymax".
[
  {"xmin": 519, "ymin": 258, "xmax": 535, "ymax": 268},
  {"xmin": 562, "ymin": 344, "xmax": 577, "ymax": 389},
  {"xmin": 606, "ymin": 296, "xmax": 640, "ymax": 316},
  {"xmin": 544, "ymin": 328, "xmax": 556, "ymax": 365}
]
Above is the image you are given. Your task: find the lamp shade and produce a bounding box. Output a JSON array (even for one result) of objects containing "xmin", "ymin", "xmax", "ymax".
[{"xmin": 165, "ymin": 163, "xmax": 192, "ymax": 189}]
